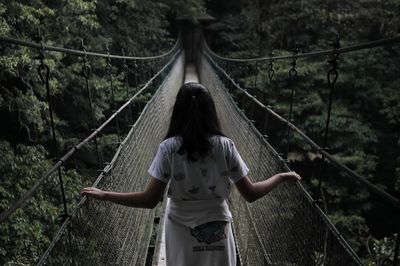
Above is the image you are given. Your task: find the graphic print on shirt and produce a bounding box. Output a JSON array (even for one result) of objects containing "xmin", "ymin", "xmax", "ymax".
[
  {"xmin": 148, "ymin": 136, "xmax": 249, "ymax": 200},
  {"xmin": 163, "ymin": 172, "xmax": 170, "ymax": 179},
  {"xmin": 220, "ymin": 170, "xmax": 229, "ymax": 177},
  {"xmin": 230, "ymin": 166, "xmax": 238, "ymax": 173},
  {"xmin": 174, "ymin": 172, "xmax": 185, "ymax": 181},
  {"xmin": 201, "ymin": 168, "xmax": 208, "ymax": 177},
  {"xmin": 190, "ymin": 221, "xmax": 227, "ymax": 244},
  {"xmin": 188, "ymin": 186, "xmax": 200, "ymax": 194}
]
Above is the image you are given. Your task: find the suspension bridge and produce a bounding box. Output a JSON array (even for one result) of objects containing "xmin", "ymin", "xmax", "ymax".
[{"xmin": 0, "ymin": 23, "xmax": 400, "ymax": 266}]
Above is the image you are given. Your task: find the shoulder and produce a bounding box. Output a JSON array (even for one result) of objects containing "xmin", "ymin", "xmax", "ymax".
[
  {"xmin": 159, "ymin": 136, "xmax": 182, "ymax": 151},
  {"xmin": 210, "ymin": 135, "xmax": 235, "ymax": 149}
]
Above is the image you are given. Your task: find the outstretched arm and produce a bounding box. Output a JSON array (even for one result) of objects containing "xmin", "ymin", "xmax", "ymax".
[
  {"xmin": 235, "ymin": 171, "xmax": 301, "ymax": 203},
  {"xmin": 81, "ymin": 177, "xmax": 167, "ymax": 209}
]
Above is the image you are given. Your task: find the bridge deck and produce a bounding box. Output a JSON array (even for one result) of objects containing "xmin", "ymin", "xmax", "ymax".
[
  {"xmin": 153, "ymin": 200, "xmax": 167, "ymax": 266},
  {"xmin": 184, "ymin": 63, "xmax": 199, "ymax": 83}
]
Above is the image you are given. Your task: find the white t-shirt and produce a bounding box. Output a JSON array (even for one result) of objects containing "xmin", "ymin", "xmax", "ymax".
[{"xmin": 148, "ymin": 135, "xmax": 249, "ymax": 200}]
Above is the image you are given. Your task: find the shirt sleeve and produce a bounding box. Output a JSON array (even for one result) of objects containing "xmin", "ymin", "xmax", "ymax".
[
  {"xmin": 226, "ymin": 140, "xmax": 249, "ymax": 183},
  {"xmin": 148, "ymin": 143, "xmax": 171, "ymax": 184}
]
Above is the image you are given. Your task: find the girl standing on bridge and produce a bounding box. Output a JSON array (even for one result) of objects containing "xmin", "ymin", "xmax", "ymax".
[{"xmin": 81, "ymin": 82, "xmax": 301, "ymax": 266}]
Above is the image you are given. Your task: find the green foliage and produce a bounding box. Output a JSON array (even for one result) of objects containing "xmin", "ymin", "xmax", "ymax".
[
  {"xmin": 207, "ymin": 0, "xmax": 400, "ymax": 261},
  {"xmin": 329, "ymin": 213, "xmax": 369, "ymax": 253},
  {"xmin": 0, "ymin": 140, "xmax": 86, "ymax": 264},
  {"xmin": 0, "ymin": 141, "xmax": 54, "ymax": 264},
  {"xmin": 167, "ymin": 0, "xmax": 206, "ymax": 21},
  {"xmin": 1, "ymin": 0, "xmax": 399, "ymax": 263},
  {"xmin": 364, "ymin": 233, "xmax": 400, "ymax": 266},
  {"xmin": 0, "ymin": 0, "xmax": 180, "ymax": 264}
]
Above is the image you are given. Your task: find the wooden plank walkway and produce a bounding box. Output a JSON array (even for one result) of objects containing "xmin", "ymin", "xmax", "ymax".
[{"xmin": 184, "ymin": 63, "xmax": 199, "ymax": 83}]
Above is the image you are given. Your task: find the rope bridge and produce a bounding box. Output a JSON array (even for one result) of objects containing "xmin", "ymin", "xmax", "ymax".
[
  {"xmin": 38, "ymin": 53, "xmax": 184, "ymax": 265},
  {"xmin": 0, "ymin": 33, "xmax": 183, "ymax": 265},
  {"xmin": 198, "ymin": 52, "xmax": 362, "ymax": 265},
  {"xmin": 199, "ymin": 35, "xmax": 400, "ymax": 265},
  {"xmin": 1, "ymin": 30, "xmax": 400, "ymax": 265}
]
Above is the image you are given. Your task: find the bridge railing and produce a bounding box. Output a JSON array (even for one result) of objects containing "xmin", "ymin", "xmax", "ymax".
[
  {"xmin": 37, "ymin": 49, "xmax": 184, "ymax": 266},
  {"xmin": 198, "ymin": 48, "xmax": 363, "ymax": 266},
  {"xmin": 0, "ymin": 32, "xmax": 181, "ymax": 265},
  {"xmin": 202, "ymin": 35, "xmax": 400, "ymax": 265}
]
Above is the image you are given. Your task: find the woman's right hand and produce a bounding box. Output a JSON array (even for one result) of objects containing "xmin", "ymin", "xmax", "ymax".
[
  {"xmin": 279, "ymin": 171, "xmax": 302, "ymax": 182},
  {"xmin": 81, "ymin": 187, "xmax": 107, "ymax": 200}
]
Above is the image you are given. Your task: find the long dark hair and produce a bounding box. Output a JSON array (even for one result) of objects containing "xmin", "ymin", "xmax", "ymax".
[{"xmin": 165, "ymin": 82, "xmax": 224, "ymax": 161}]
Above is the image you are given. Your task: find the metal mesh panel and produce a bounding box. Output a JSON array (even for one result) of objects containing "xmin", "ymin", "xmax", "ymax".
[
  {"xmin": 41, "ymin": 53, "xmax": 184, "ymax": 265},
  {"xmin": 38, "ymin": 49, "xmax": 363, "ymax": 265},
  {"xmin": 198, "ymin": 54, "xmax": 363, "ymax": 266}
]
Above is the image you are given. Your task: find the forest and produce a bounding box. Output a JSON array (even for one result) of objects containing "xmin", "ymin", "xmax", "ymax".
[{"xmin": 0, "ymin": 0, "xmax": 399, "ymax": 265}]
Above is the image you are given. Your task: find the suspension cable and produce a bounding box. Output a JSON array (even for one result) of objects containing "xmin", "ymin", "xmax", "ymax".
[
  {"xmin": 34, "ymin": 29, "xmax": 76, "ymax": 264},
  {"xmin": 318, "ymin": 34, "xmax": 340, "ymax": 196},
  {"xmin": 105, "ymin": 43, "xmax": 121, "ymax": 144},
  {"xmin": 0, "ymin": 49, "xmax": 181, "ymax": 224},
  {"xmin": 36, "ymin": 49, "xmax": 182, "ymax": 265},
  {"xmin": 204, "ymin": 51, "xmax": 400, "ymax": 209},
  {"xmin": 121, "ymin": 48, "xmax": 133, "ymax": 124},
  {"xmin": 81, "ymin": 39, "xmax": 102, "ymax": 170},
  {"xmin": 324, "ymin": 34, "xmax": 340, "ymax": 150},
  {"xmin": 261, "ymin": 50, "xmax": 275, "ymax": 137},
  {"xmin": 204, "ymin": 35, "xmax": 400, "ymax": 62},
  {"xmin": 0, "ymin": 33, "xmax": 181, "ymax": 60},
  {"xmin": 286, "ymin": 48, "xmax": 299, "ymax": 159},
  {"xmin": 34, "ymin": 29, "xmax": 70, "ymax": 222},
  {"xmin": 267, "ymin": 49, "xmax": 275, "ymax": 85}
]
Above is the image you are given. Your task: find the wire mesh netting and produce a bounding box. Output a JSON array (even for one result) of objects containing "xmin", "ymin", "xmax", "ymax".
[
  {"xmin": 198, "ymin": 54, "xmax": 364, "ymax": 266},
  {"xmin": 14, "ymin": 46, "xmax": 366, "ymax": 265},
  {"xmin": 39, "ymin": 53, "xmax": 184, "ymax": 265}
]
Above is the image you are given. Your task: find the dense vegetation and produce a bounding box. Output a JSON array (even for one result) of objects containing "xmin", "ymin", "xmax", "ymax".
[
  {"xmin": 0, "ymin": 0, "xmax": 399, "ymax": 265},
  {"xmin": 205, "ymin": 0, "xmax": 400, "ymax": 264},
  {"xmin": 0, "ymin": 1, "xmax": 178, "ymax": 264}
]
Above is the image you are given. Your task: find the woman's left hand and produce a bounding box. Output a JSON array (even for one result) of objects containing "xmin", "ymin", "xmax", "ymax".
[{"xmin": 81, "ymin": 187, "xmax": 107, "ymax": 200}]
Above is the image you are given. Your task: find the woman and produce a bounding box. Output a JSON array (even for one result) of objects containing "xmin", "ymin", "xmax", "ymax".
[{"xmin": 81, "ymin": 82, "xmax": 301, "ymax": 266}]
